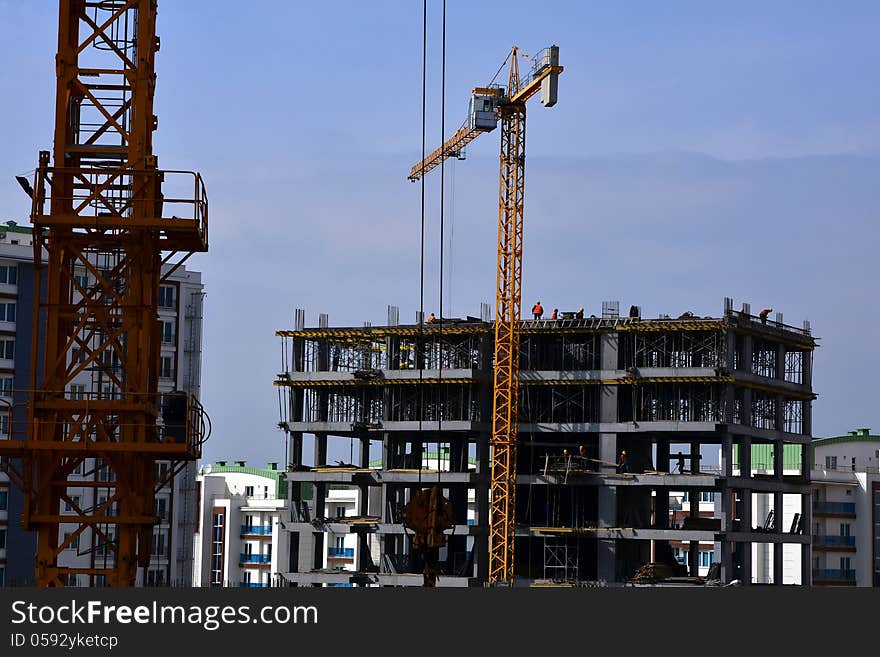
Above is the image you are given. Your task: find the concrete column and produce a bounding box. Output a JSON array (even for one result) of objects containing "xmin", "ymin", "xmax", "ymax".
[
  {"xmin": 597, "ymin": 331, "xmax": 620, "ymax": 582},
  {"xmin": 776, "ymin": 343, "xmax": 785, "ymax": 381},
  {"xmin": 360, "ymin": 437, "xmax": 370, "ymax": 468},
  {"xmin": 741, "ymin": 436, "xmax": 752, "ymax": 478},
  {"xmin": 688, "ymin": 541, "xmax": 699, "ymax": 577},
  {"xmin": 776, "ymin": 393, "xmax": 785, "ymax": 434},
  {"xmin": 690, "ymin": 441, "xmax": 701, "ymax": 474},
  {"xmin": 741, "ymin": 334, "xmax": 753, "ymax": 373},
  {"xmin": 774, "ymin": 441, "xmax": 784, "ymax": 480},
  {"xmin": 720, "ymin": 433, "xmax": 733, "ymax": 477},
  {"xmin": 773, "ymin": 542, "xmax": 783, "ymax": 585},
  {"xmin": 656, "ymin": 438, "xmax": 670, "ymax": 473},
  {"xmin": 720, "ymin": 539, "xmax": 733, "ymax": 583},
  {"xmin": 800, "ymin": 488, "xmax": 812, "ymax": 586}
]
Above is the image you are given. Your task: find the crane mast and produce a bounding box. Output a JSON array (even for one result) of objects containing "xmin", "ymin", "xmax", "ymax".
[
  {"xmin": 0, "ymin": 0, "xmax": 208, "ymax": 587},
  {"xmin": 409, "ymin": 45, "xmax": 561, "ymax": 585}
]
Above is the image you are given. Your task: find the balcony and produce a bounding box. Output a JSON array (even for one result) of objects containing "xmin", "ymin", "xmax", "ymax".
[
  {"xmin": 240, "ymin": 525, "xmax": 272, "ymax": 536},
  {"xmin": 813, "ymin": 535, "xmax": 856, "ymax": 549},
  {"xmin": 327, "ymin": 547, "xmax": 354, "ymax": 558},
  {"xmin": 812, "ymin": 501, "xmax": 855, "ymax": 516},
  {"xmin": 239, "ymin": 553, "xmax": 271, "ymax": 564},
  {"xmin": 813, "ymin": 568, "xmax": 856, "ymax": 583},
  {"xmin": 239, "ymin": 582, "xmax": 269, "ymax": 588}
]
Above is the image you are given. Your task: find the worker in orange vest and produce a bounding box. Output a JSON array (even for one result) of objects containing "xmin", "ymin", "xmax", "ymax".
[
  {"xmin": 427, "ymin": 313, "xmax": 436, "ymax": 323},
  {"xmin": 531, "ymin": 301, "xmax": 543, "ymax": 319}
]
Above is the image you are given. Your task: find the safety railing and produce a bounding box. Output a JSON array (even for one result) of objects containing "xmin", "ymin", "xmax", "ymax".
[
  {"xmin": 813, "ymin": 535, "xmax": 856, "ymax": 548},
  {"xmin": 29, "ymin": 166, "xmax": 207, "ymax": 246},
  {"xmin": 239, "ymin": 554, "xmax": 271, "ymax": 564},
  {"xmin": 813, "ymin": 501, "xmax": 856, "ymax": 515},
  {"xmin": 813, "ymin": 569, "xmax": 856, "ymax": 582},
  {"xmin": 327, "ymin": 547, "xmax": 354, "ymax": 558},
  {"xmin": 240, "ymin": 525, "xmax": 272, "ymax": 536}
]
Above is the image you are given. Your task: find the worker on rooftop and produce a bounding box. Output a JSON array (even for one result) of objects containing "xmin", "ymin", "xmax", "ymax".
[
  {"xmin": 427, "ymin": 312, "xmax": 436, "ymax": 323},
  {"xmin": 575, "ymin": 307, "xmax": 584, "ymax": 319},
  {"xmin": 532, "ymin": 300, "xmax": 543, "ymax": 319},
  {"xmin": 551, "ymin": 308, "xmax": 558, "ymax": 320},
  {"xmin": 758, "ymin": 307, "xmax": 773, "ymax": 324}
]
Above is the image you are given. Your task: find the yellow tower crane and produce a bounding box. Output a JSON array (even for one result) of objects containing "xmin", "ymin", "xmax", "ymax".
[{"xmin": 408, "ymin": 45, "xmax": 562, "ymax": 585}]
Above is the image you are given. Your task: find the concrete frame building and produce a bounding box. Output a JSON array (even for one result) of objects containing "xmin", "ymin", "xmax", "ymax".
[
  {"xmin": 0, "ymin": 221, "xmax": 205, "ymax": 586},
  {"xmin": 275, "ymin": 299, "xmax": 816, "ymax": 586}
]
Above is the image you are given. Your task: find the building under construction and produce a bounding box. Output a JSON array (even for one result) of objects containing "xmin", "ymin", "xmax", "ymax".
[{"xmin": 275, "ymin": 299, "xmax": 815, "ymax": 586}]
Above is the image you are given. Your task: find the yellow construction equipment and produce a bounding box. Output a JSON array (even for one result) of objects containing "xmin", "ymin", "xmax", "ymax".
[{"xmin": 408, "ymin": 45, "xmax": 562, "ymax": 585}]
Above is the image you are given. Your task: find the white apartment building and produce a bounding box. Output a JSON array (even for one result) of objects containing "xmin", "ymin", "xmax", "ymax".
[
  {"xmin": 0, "ymin": 220, "xmax": 205, "ymax": 586},
  {"xmin": 810, "ymin": 429, "xmax": 880, "ymax": 587},
  {"xmin": 193, "ymin": 462, "xmax": 291, "ymax": 588}
]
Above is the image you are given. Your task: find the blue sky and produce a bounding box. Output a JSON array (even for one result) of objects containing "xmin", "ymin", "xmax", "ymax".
[{"xmin": 1, "ymin": 1, "xmax": 879, "ymax": 465}]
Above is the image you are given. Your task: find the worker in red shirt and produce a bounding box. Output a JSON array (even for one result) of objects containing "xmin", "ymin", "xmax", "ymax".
[
  {"xmin": 758, "ymin": 307, "xmax": 773, "ymax": 324},
  {"xmin": 551, "ymin": 308, "xmax": 558, "ymax": 320},
  {"xmin": 531, "ymin": 301, "xmax": 543, "ymax": 319}
]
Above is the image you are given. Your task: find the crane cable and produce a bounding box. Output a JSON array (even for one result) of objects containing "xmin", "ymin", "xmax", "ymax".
[
  {"xmin": 417, "ymin": 0, "xmax": 427, "ymax": 488},
  {"xmin": 437, "ymin": 0, "xmax": 446, "ymax": 486}
]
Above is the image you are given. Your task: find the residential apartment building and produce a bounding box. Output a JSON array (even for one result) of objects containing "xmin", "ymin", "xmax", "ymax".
[
  {"xmin": 810, "ymin": 429, "xmax": 880, "ymax": 587},
  {"xmin": 0, "ymin": 220, "xmax": 205, "ymax": 586},
  {"xmin": 0, "ymin": 472, "xmax": 7, "ymax": 586},
  {"xmin": 193, "ymin": 462, "xmax": 292, "ymax": 588}
]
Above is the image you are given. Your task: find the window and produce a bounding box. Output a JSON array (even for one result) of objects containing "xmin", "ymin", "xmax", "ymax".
[
  {"xmin": 0, "ymin": 414, "xmax": 9, "ymax": 436},
  {"xmin": 336, "ymin": 505, "xmax": 346, "ymax": 518},
  {"xmin": 0, "ymin": 339, "xmax": 14, "ymax": 360},
  {"xmin": 73, "ymin": 271, "xmax": 88, "ymax": 290},
  {"xmin": 162, "ymin": 321, "xmax": 175, "ymax": 344},
  {"xmin": 155, "ymin": 497, "xmax": 167, "ymax": 521},
  {"xmin": 699, "ymin": 551, "xmax": 713, "ymax": 568},
  {"xmin": 826, "ymin": 456, "xmax": 838, "ymax": 470},
  {"xmin": 94, "ymin": 574, "xmax": 107, "ymax": 587},
  {"xmin": 211, "ymin": 513, "xmax": 224, "ymax": 587},
  {"xmin": 242, "ymin": 571, "xmax": 252, "ymax": 585},
  {"xmin": 0, "ymin": 302, "xmax": 15, "ymax": 322},
  {"xmin": 699, "ymin": 492, "xmax": 715, "ymax": 503},
  {"xmin": 159, "ymin": 356, "xmax": 174, "ymax": 379},
  {"xmin": 244, "ymin": 486, "xmax": 254, "ymax": 497},
  {"xmin": 63, "ymin": 495, "xmax": 81, "ymax": 512},
  {"xmin": 0, "ymin": 528, "xmax": 6, "ymax": 549},
  {"xmin": 852, "ymin": 457, "xmax": 856, "ymax": 471},
  {"xmin": 152, "ymin": 532, "xmax": 165, "ymax": 554},
  {"xmin": 0, "ymin": 265, "xmax": 17, "ymax": 285},
  {"xmin": 840, "ymin": 523, "xmax": 851, "ymax": 537},
  {"xmin": 0, "ymin": 567, "xmax": 4, "ymax": 587},
  {"xmin": 62, "ymin": 531, "xmax": 79, "ymax": 551},
  {"xmin": 0, "ymin": 489, "xmax": 7, "ymax": 510},
  {"xmin": 154, "ymin": 461, "xmax": 169, "ymax": 481},
  {"xmin": 69, "ymin": 384, "xmax": 86, "ymax": 401},
  {"xmin": 0, "ymin": 376, "xmax": 12, "ymax": 397},
  {"xmin": 335, "ymin": 536, "xmax": 345, "ymax": 550},
  {"xmin": 158, "ymin": 285, "xmax": 175, "ymax": 309},
  {"xmin": 840, "ymin": 557, "xmax": 851, "ymax": 571}
]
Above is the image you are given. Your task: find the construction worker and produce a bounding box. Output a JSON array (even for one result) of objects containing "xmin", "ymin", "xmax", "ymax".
[
  {"xmin": 551, "ymin": 308, "xmax": 558, "ymax": 320},
  {"xmin": 758, "ymin": 307, "xmax": 773, "ymax": 324},
  {"xmin": 427, "ymin": 312, "xmax": 436, "ymax": 323},
  {"xmin": 578, "ymin": 444, "xmax": 587, "ymax": 458},
  {"xmin": 617, "ymin": 450, "xmax": 629, "ymax": 474},
  {"xmin": 675, "ymin": 451, "xmax": 685, "ymax": 474},
  {"xmin": 575, "ymin": 307, "xmax": 584, "ymax": 319},
  {"xmin": 531, "ymin": 300, "xmax": 543, "ymax": 319}
]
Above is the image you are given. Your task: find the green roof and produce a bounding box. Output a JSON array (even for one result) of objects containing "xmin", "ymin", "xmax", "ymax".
[
  {"xmin": 200, "ymin": 462, "xmax": 289, "ymax": 499},
  {"xmin": 1, "ymin": 221, "xmax": 35, "ymax": 235}
]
